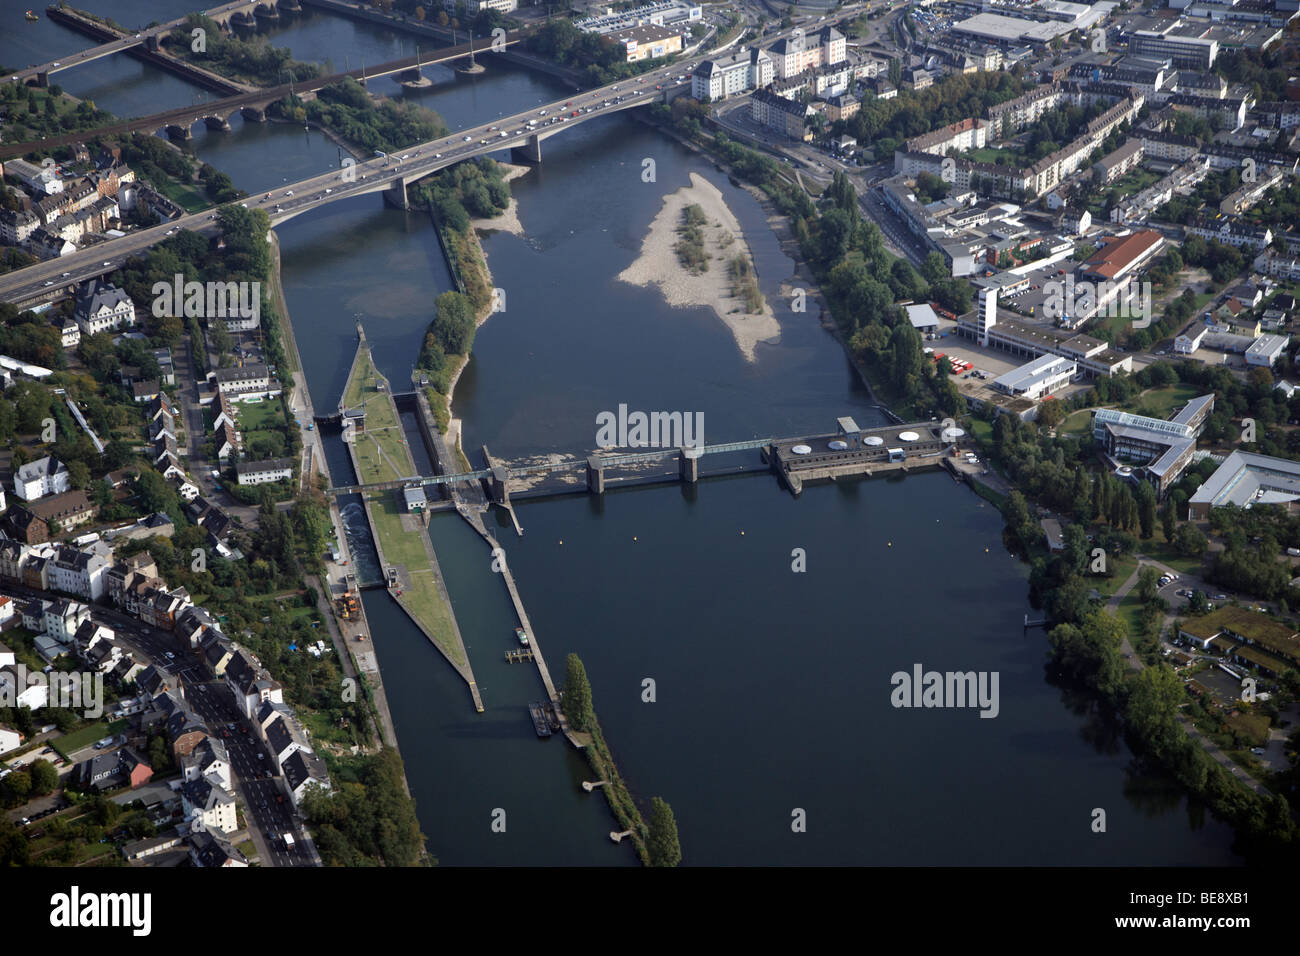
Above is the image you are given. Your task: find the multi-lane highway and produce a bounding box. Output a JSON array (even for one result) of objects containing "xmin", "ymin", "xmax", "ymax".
[{"xmin": 0, "ymin": 67, "xmax": 696, "ymax": 305}]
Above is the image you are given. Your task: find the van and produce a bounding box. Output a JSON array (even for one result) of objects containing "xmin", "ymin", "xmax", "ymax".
[
  {"xmin": 1288, "ymin": 548, "xmax": 1300, "ymax": 557},
  {"xmin": 282, "ymin": 832, "xmax": 295, "ymax": 850}
]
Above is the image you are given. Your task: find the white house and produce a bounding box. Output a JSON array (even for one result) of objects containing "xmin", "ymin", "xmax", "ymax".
[
  {"xmin": 49, "ymin": 546, "xmax": 109, "ymax": 602},
  {"xmin": 0, "ymin": 667, "xmax": 49, "ymax": 708},
  {"xmin": 13, "ymin": 456, "xmax": 71, "ymax": 501},
  {"xmin": 0, "ymin": 725, "xmax": 22, "ymax": 755},
  {"xmin": 182, "ymin": 777, "xmax": 238, "ymax": 834},
  {"xmin": 235, "ymin": 458, "xmax": 294, "ymax": 486},
  {"xmin": 73, "ymin": 281, "xmax": 136, "ymax": 336},
  {"xmin": 43, "ymin": 599, "xmax": 90, "ymax": 644}
]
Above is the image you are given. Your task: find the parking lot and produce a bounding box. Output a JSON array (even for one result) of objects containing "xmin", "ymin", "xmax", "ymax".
[{"xmin": 922, "ymin": 325, "xmax": 1092, "ymax": 401}]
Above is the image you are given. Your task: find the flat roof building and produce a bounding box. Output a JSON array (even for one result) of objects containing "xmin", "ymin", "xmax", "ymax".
[
  {"xmin": 1188, "ymin": 450, "xmax": 1300, "ymax": 518},
  {"xmin": 992, "ymin": 354, "xmax": 1077, "ymax": 401}
]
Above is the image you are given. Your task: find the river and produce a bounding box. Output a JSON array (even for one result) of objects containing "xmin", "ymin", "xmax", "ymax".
[{"xmin": 4, "ymin": 1, "xmax": 1243, "ymax": 865}]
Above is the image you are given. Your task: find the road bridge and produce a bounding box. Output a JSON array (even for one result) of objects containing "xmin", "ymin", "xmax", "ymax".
[
  {"xmin": 0, "ymin": 59, "xmax": 682, "ymax": 308},
  {"xmin": 0, "ymin": 16, "xmax": 848, "ymax": 308}
]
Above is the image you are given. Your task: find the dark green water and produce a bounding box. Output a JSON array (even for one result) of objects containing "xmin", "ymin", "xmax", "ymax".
[{"xmin": 4, "ymin": 1, "xmax": 1243, "ymax": 865}]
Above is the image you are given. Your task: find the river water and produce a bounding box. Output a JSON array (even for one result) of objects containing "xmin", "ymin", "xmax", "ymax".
[{"xmin": 4, "ymin": 2, "xmax": 1243, "ymax": 865}]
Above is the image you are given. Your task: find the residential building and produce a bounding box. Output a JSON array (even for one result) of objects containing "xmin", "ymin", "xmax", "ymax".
[
  {"xmin": 13, "ymin": 456, "xmax": 71, "ymax": 501},
  {"xmin": 211, "ymin": 364, "xmax": 274, "ymax": 398},
  {"xmin": 750, "ymin": 88, "xmax": 812, "ymax": 141},
  {"xmin": 27, "ymin": 490, "xmax": 96, "ymax": 532},
  {"xmin": 282, "ymin": 748, "xmax": 331, "ymax": 808},
  {"xmin": 181, "ymin": 777, "xmax": 238, "ymax": 834},
  {"xmin": 691, "ymin": 47, "xmax": 773, "ymax": 100},
  {"xmin": 49, "ymin": 545, "xmax": 109, "ymax": 601},
  {"xmin": 235, "ymin": 458, "xmax": 294, "ymax": 487},
  {"xmin": 73, "ymin": 280, "xmax": 136, "ymax": 336},
  {"xmin": 43, "ymin": 598, "xmax": 90, "ymax": 644}
]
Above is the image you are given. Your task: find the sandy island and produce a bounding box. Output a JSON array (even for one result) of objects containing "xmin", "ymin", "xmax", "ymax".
[
  {"xmin": 618, "ymin": 172, "xmax": 780, "ymax": 362},
  {"xmin": 468, "ymin": 162, "xmax": 531, "ymax": 236}
]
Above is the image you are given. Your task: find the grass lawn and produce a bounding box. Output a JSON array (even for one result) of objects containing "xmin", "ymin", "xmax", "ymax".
[
  {"xmin": 343, "ymin": 349, "xmax": 416, "ymax": 486},
  {"xmin": 1116, "ymin": 590, "xmax": 1146, "ymax": 637},
  {"xmin": 1123, "ymin": 383, "xmax": 1202, "ymax": 421},
  {"xmin": 966, "ymin": 146, "xmax": 1023, "ymax": 165},
  {"xmin": 368, "ymin": 496, "xmax": 462, "ymax": 665},
  {"xmin": 1060, "ymin": 408, "xmax": 1093, "ymax": 436},
  {"xmin": 153, "ymin": 178, "xmax": 210, "ymax": 214},
  {"xmin": 237, "ymin": 396, "xmax": 286, "ymax": 431},
  {"xmin": 52, "ymin": 718, "xmax": 127, "ymax": 759},
  {"xmin": 1093, "ymin": 552, "xmax": 1138, "ymax": 599}
]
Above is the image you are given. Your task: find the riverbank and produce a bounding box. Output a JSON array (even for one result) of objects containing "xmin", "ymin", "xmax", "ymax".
[
  {"xmin": 618, "ymin": 171, "xmax": 780, "ymax": 363},
  {"xmin": 268, "ymin": 233, "xmax": 409, "ymax": 756}
]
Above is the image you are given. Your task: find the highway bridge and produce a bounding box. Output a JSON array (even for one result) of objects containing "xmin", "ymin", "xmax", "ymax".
[
  {"xmin": 0, "ymin": 64, "xmax": 690, "ymax": 307},
  {"xmin": 0, "ymin": 14, "xmax": 848, "ymax": 308}
]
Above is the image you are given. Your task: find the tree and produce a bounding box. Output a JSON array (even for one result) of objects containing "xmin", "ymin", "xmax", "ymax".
[
  {"xmin": 1161, "ymin": 499, "xmax": 1177, "ymax": 543},
  {"xmin": 1127, "ymin": 664, "xmax": 1185, "ymax": 741},
  {"xmin": 1136, "ymin": 482, "xmax": 1156, "ymax": 539},
  {"xmin": 646, "ymin": 796, "xmax": 681, "ymax": 867},
  {"xmin": 431, "ymin": 290, "xmax": 475, "ymax": 355},
  {"xmin": 1174, "ymin": 522, "xmax": 1208, "ymax": 557},
  {"xmin": 560, "ymin": 653, "xmax": 593, "ymax": 731},
  {"xmin": 1137, "ymin": 565, "xmax": 1160, "ymax": 604},
  {"xmin": 67, "ymin": 459, "xmax": 91, "ymax": 490},
  {"xmin": 28, "ymin": 759, "xmax": 58, "ymax": 796}
]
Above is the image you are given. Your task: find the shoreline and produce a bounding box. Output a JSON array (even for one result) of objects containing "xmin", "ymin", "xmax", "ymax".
[{"xmin": 617, "ymin": 171, "xmax": 780, "ymax": 364}]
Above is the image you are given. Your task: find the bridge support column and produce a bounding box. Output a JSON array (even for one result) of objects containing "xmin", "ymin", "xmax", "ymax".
[
  {"xmin": 586, "ymin": 456, "xmax": 605, "ymax": 496},
  {"xmin": 383, "ymin": 176, "xmax": 410, "ymax": 210},
  {"xmin": 145, "ymin": 35, "xmax": 161, "ymax": 52},
  {"xmin": 679, "ymin": 446, "xmax": 701, "ymax": 484},
  {"xmin": 34, "ymin": 72, "xmax": 49, "ymax": 88},
  {"xmin": 165, "ymin": 124, "xmax": 192, "ymax": 141},
  {"xmin": 511, "ymin": 134, "xmax": 542, "ymax": 165},
  {"xmin": 489, "ymin": 466, "xmax": 510, "ymax": 507},
  {"xmin": 204, "ymin": 115, "xmax": 232, "ymax": 131},
  {"xmin": 240, "ymin": 106, "xmax": 267, "ymax": 122}
]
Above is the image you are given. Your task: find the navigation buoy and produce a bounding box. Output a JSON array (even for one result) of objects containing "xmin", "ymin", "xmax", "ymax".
[
  {"xmin": 633, "ymin": 536, "xmax": 637, "ymax": 542},
  {"xmin": 559, "ymin": 540, "xmax": 563, "ymax": 545},
  {"xmin": 985, "ymin": 548, "xmax": 989, "ymax": 553},
  {"xmin": 888, "ymin": 542, "xmax": 892, "ymax": 547},
  {"xmin": 740, "ymin": 530, "xmax": 745, "ymax": 535}
]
